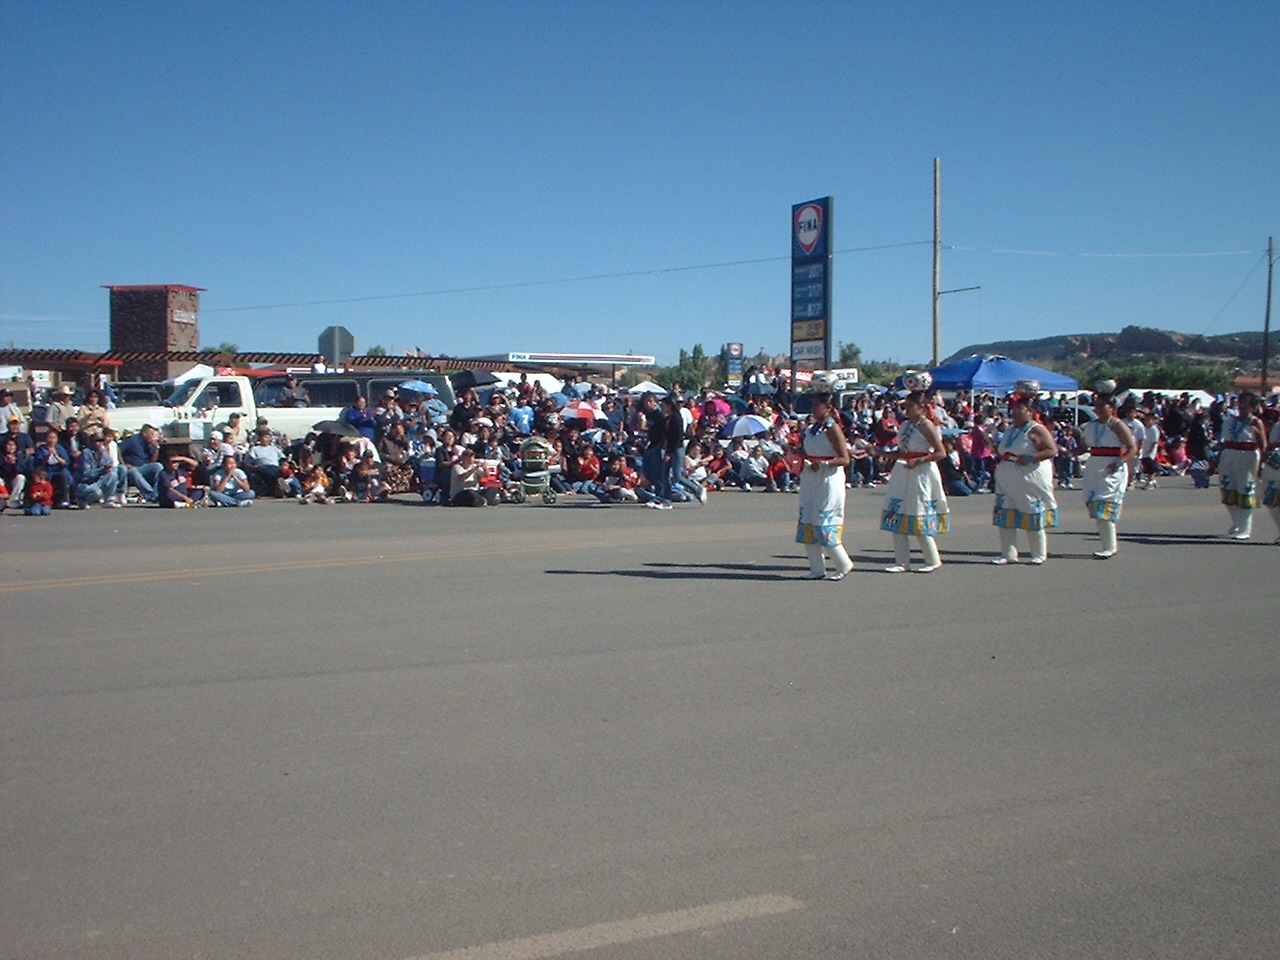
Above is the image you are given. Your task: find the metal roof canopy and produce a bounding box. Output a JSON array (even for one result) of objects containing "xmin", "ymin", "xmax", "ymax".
[{"xmin": 101, "ymin": 284, "xmax": 207, "ymax": 293}]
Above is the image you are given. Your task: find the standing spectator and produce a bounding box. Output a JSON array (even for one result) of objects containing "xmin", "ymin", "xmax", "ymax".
[
  {"xmin": 967, "ymin": 414, "xmax": 994, "ymax": 492},
  {"xmin": 344, "ymin": 396, "xmax": 378, "ymax": 442},
  {"xmin": 45, "ymin": 383, "xmax": 79, "ymax": 436},
  {"xmin": 0, "ymin": 389, "xmax": 24, "ymax": 430},
  {"xmin": 77, "ymin": 390, "xmax": 111, "ymax": 440}
]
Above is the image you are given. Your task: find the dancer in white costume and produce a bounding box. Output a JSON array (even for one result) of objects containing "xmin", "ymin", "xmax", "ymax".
[
  {"xmin": 1217, "ymin": 392, "xmax": 1264, "ymax": 540},
  {"xmin": 1261, "ymin": 417, "xmax": 1280, "ymax": 544},
  {"xmin": 1078, "ymin": 390, "xmax": 1138, "ymax": 559},
  {"xmin": 880, "ymin": 382, "xmax": 949, "ymax": 573},
  {"xmin": 796, "ymin": 392, "xmax": 854, "ymax": 580},
  {"xmin": 991, "ymin": 386, "xmax": 1060, "ymax": 565}
]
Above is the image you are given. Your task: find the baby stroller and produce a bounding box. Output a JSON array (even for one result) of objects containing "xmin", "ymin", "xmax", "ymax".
[{"xmin": 518, "ymin": 436, "xmax": 556, "ymax": 504}]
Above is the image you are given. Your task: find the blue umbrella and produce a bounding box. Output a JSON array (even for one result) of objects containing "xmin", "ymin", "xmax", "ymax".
[
  {"xmin": 722, "ymin": 414, "xmax": 773, "ymax": 438},
  {"xmin": 399, "ymin": 379, "xmax": 438, "ymax": 395},
  {"xmin": 548, "ymin": 391, "xmax": 570, "ymax": 409}
]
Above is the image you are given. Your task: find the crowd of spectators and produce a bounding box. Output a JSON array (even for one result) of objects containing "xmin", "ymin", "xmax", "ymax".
[{"xmin": 2, "ymin": 377, "xmax": 1276, "ymax": 516}]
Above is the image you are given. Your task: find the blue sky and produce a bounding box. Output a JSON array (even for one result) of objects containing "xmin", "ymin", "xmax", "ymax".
[{"xmin": 2, "ymin": 0, "xmax": 1276, "ymax": 365}]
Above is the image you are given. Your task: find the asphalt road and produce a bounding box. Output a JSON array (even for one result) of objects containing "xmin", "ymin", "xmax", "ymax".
[{"xmin": 2, "ymin": 479, "xmax": 1277, "ymax": 960}]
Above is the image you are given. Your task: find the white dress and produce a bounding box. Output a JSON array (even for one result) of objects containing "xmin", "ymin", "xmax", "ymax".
[
  {"xmin": 1080, "ymin": 419, "xmax": 1128, "ymax": 521},
  {"xmin": 879, "ymin": 420, "xmax": 949, "ymax": 536},
  {"xmin": 796, "ymin": 418, "xmax": 846, "ymax": 548},
  {"xmin": 1260, "ymin": 421, "xmax": 1280, "ymax": 508},
  {"xmin": 1218, "ymin": 417, "xmax": 1262, "ymax": 509},
  {"xmin": 992, "ymin": 422, "xmax": 1059, "ymax": 531}
]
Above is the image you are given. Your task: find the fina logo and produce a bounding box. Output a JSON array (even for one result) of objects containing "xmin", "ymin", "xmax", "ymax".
[{"xmin": 794, "ymin": 203, "xmax": 823, "ymax": 255}]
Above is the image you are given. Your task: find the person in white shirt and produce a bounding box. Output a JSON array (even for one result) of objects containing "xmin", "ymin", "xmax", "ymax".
[{"xmin": 1137, "ymin": 413, "xmax": 1162, "ymax": 488}]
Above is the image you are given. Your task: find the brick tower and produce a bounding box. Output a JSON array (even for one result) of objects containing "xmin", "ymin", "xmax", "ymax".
[{"xmin": 104, "ymin": 284, "xmax": 205, "ymax": 380}]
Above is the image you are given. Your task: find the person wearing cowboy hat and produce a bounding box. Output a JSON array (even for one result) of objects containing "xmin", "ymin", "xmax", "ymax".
[{"xmin": 46, "ymin": 383, "xmax": 79, "ymax": 433}]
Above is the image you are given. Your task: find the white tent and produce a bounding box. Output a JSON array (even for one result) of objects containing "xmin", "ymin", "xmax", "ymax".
[{"xmin": 167, "ymin": 363, "xmax": 216, "ymax": 385}]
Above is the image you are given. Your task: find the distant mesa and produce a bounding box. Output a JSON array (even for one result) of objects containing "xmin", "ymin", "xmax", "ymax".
[{"xmin": 946, "ymin": 325, "xmax": 1266, "ymax": 369}]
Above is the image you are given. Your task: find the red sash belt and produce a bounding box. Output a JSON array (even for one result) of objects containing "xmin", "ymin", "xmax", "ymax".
[
  {"xmin": 900, "ymin": 451, "xmax": 930, "ymax": 460},
  {"xmin": 1089, "ymin": 447, "xmax": 1124, "ymax": 457},
  {"xmin": 1223, "ymin": 442, "xmax": 1258, "ymax": 451}
]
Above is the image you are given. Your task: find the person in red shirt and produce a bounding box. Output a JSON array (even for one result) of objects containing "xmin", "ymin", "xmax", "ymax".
[
  {"xmin": 26, "ymin": 467, "xmax": 54, "ymax": 515},
  {"xmin": 566, "ymin": 443, "xmax": 601, "ymax": 493}
]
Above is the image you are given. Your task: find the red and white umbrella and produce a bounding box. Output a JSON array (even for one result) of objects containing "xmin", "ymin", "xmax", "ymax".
[{"xmin": 562, "ymin": 400, "xmax": 608, "ymax": 422}]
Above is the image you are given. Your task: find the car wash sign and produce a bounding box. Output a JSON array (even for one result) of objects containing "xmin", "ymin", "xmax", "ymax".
[{"xmin": 790, "ymin": 197, "xmax": 832, "ymax": 369}]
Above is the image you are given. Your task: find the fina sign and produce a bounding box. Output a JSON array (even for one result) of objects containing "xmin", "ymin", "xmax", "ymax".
[
  {"xmin": 790, "ymin": 197, "xmax": 832, "ymax": 370},
  {"xmin": 793, "ymin": 203, "xmax": 824, "ymax": 256}
]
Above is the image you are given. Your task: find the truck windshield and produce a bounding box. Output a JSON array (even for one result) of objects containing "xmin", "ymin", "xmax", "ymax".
[{"xmin": 165, "ymin": 380, "xmax": 201, "ymax": 406}]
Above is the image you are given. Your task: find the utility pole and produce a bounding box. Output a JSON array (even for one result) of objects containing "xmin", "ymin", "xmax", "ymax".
[
  {"xmin": 932, "ymin": 158, "xmax": 941, "ymax": 367},
  {"xmin": 1262, "ymin": 236, "xmax": 1273, "ymax": 391}
]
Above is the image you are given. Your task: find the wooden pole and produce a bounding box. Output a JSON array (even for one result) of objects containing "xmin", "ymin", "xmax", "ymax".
[
  {"xmin": 1262, "ymin": 236, "xmax": 1273, "ymax": 391},
  {"xmin": 932, "ymin": 158, "xmax": 941, "ymax": 367}
]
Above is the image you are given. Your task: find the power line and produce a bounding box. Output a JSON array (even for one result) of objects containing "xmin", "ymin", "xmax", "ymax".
[
  {"xmin": 201, "ymin": 241, "xmax": 934, "ymax": 315},
  {"xmin": 1198, "ymin": 250, "xmax": 1270, "ymax": 337},
  {"xmin": 946, "ymin": 245, "xmax": 1261, "ymax": 258}
]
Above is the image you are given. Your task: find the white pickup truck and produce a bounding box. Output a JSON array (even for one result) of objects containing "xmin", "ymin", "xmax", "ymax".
[{"xmin": 110, "ymin": 376, "xmax": 347, "ymax": 451}]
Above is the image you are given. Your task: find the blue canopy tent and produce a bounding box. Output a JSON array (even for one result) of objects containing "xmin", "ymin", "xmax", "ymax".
[{"xmin": 926, "ymin": 355, "xmax": 1078, "ymax": 394}]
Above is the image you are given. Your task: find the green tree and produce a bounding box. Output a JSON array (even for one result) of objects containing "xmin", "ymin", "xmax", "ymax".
[
  {"xmin": 199, "ymin": 342, "xmax": 239, "ymax": 355},
  {"xmin": 836, "ymin": 341, "xmax": 863, "ymax": 368},
  {"xmin": 366, "ymin": 344, "xmax": 389, "ymax": 357}
]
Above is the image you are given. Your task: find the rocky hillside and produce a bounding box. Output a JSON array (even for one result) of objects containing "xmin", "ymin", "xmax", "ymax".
[{"xmin": 946, "ymin": 326, "xmax": 1267, "ymax": 369}]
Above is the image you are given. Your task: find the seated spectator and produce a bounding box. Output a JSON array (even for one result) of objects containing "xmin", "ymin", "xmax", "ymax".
[
  {"xmin": 738, "ymin": 445, "xmax": 771, "ymax": 491},
  {"xmin": 25, "ymin": 467, "xmax": 54, "ymax": 515},
  {"xmin": 449, "ymin": 447, "xmax": 486, "ymax": 506},
  {"xmin": 326, "ymin": 443, "xmax": 358, "ymax": 501},
  {"xmin": 74, "ymin": 435, "xmax": 120, "ymax": 508},
  {"xmin": 594, "ymin": 454, "xmax": 641, "ymax": 503},
  {"xmin": 1, "ymin": 436, "xmax": 28, "ymax": 510},
  {"xmin": 276, "ymin": 374, "xmax": 309, "ymax": 406},
  {"xmin": 298, "ymin": 463, "xmax": 331, "ymax": 504},
  {"xmin": 243, "ymin": 427, "xmax": 287, "ymax": 495},
  {"xmin": 208, "ymin": 454, "xmax": 256, "ymax": 507},
  {"xmin": 158, "ymin": 455, "xmax": 204, "ymax": 508},
  {"xmin": 199, "ymin": 429, "xmax": 234, "ymax": 484},
  {"xmin": 220, "ymin": 412, "xmax": 249, "ymax": 453},
  {"xmin": 31, "ymin": 428, "xmax": 73, "ymax": 507},
  {"xmin": 101, "ymin": 427, "xmax": 128, "ymax": 505},
  {"xmin": 119, "ymin": 424, "xmax": 164, "ymax": 502},
  {"xmin": 766, "ymin": 450, "xmax": 793, "ymax": 492},
  {"xmin": 4, "ymin": 415, "xmax": 34, "ymax": 461},
  {"xmin": 377, "ymin": 422, "xmax": 414, "ymax": 494},
  {"xmin": 353, "ymin": 449, "xmax": 385, "ymax": 502}
]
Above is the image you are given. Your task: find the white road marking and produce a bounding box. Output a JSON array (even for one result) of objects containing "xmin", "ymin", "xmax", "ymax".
[{"xmin": 401, "ymin": 894, "xmax": 804, "ymax": 960}]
